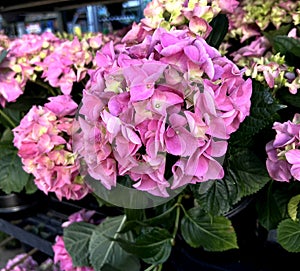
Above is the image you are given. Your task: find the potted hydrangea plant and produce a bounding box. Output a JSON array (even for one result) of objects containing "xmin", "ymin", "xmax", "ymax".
[{"xmin": 0, "ymin": 0, "xmax": 300, "ymax": 270}]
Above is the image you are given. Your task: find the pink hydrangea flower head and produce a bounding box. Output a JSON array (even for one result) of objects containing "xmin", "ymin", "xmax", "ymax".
[
  {"xmin": 1, "ymin": 253, "xmax": 38, "ymax": 271},
  {"xmin": 76, "ymin": 28, "xmax": 252, "ymax": 199},
  {"xmin": 266, "ymin": 113, "xmax": 300, "ymax": 182},
  {"xmin": 13, "ymin": 105, "xmax": 90, "ymax": 201}
]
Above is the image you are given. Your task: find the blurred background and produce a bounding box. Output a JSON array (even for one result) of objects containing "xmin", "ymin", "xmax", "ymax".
[{"xmin": 0, "ymin": 0, "xmax": 150, "ymax": 37}]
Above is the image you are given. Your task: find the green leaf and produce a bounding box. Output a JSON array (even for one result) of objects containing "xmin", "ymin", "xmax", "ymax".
[
  {"xmin": 64, "ymin": 222, "xmax": 97, "ymax": 267},
  {"xmin": 277, "ymin": 219, "xmax": 300, "ymax": 252},
  {"xmin": 0, "ymin": 50, "xmax": 8, "ymax": 64},
  {"xmin": 272, "ymin": 36, "xmax": 300, "ymax": 57},
  {"xmin": 277, "ymin": 88, "xmax": 300, "ymax": 109},
  {"xmin": 181, "ymin": 207, "xmax": 238, "ymax": 251},
  {"xmin": 120, "ymin": 205, "xmax": 177, "ymax": 233},
  {"xmin": 288, "ymin": 194, "xmax": 300, "ymax": 222},
  {"xmin": 0, "ymin": 143, "xmax": 32, "ymax": 193},
  {"xmin": 24, "ymin": 177, "xmax": 38, "ymax": 194},
  {"xmin": 230, "ymin": 80, "xmax": 284, "ymax": 146},
  {"xmin": 194, "ymin": 148, "xmax": 270, "ymax": 216},
  {"xmin": 89, "ymin": 215, "xmax": 140, "ymax": 271},
  {"xmin": 115, "ymin": 228, "xmax": 172, "ymax": 265},
  {"xmin": 256, "ymin": 190, "xmax": 284, "ymax": 230},
  {"xmin": 119, "ymin": 220, "xmax": 147, "ymax": 234},
  {"xmin": 0, "ymin": 128, "xmax": 13, "ymax": 141},
  {"xmin": 263, "ymin": 24, "xmax": 292, "ymax": 44},
  {"xmin": 124, "ymin": 209, "xmax": 146, "ymax": 221},
  {"xmin": 191, "ymin": 178, "xmax": 238, "ymax": 216},
  {"xmin": 228, "ymin": 148, "xmax": 270, "ymax": 197},
  {"xmin": 206, "ymin": 14, "xmax": 229, "ymax": 49},
  {"xmin": 271, "ymin": 35, "xmax": 300, "ymax": 66},
  {"xmin": 0, "ymin": 108, "xmax": 20, "ymax": 129},
  {"xmin": 257, "ymin": 182, "xmax": 300, "ymax": 230}
]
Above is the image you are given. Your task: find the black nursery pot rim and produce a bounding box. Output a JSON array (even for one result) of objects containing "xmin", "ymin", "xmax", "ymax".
[
  {"xmin": 224, "ymin": 196, "xmax": 254, "ymax": 218},
  {"xmin": 0, "ymin": 192, "xmax": 38, "ymax": 213}
]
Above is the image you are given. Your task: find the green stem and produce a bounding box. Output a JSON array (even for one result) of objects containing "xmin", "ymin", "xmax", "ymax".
[
  {"xmin": 172, "ymin": 194, "xmax": 184, "ymax": 242},
  {"xmin": 0, "ymin": 109, "xmax": 16, "ymax": 128},
  {"xmin": 156, "ymin": 264, "xmax": 163, "ymax": 271},
  {"xmin": 34, "ymin": 79, "xmax": 57, "ymax": 96},
  {"xmin": 144, "ymin": 264, "xmax": 163, "ymax": 271},
  {"xmin": 144, "ymin": 264, "xmax": 157, "ymax": 271}
]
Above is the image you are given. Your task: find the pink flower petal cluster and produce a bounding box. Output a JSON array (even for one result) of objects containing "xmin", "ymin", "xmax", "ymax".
[
  {"xmin": 1, "ymin": 253, "xmax": 39, "ymax": 271},
  {"xmin": 77, "ymin": 28, "xmax": 252, "ymax": 197},
  {"xmin": 12, "ymin": 96, "xmax": 89, "ymax": 200},
  {"xmin": 229, "ymin": 34, "xmax": 300, "ymax": 94},
  {"xmin": 0, "ymin": 64, "xmax": 23, "ymax": 107},
  {"xmin": 226, "ymin": 0, "xmax": 300, "ymax": 42},
  {"xmin": 0, "ymin": 32, "xmax": 120, "ymax": 107},
  {"xmin": 40, "ymin": 33, "xmax": 118, "ymax": 95},
  {"xmin": 0, "ymin": 48, "xmax": 24, "ymax": 107},
  {"xmin": 223, "ymin": 0, "xmax": 300, "ymax": 95},
  {"xmin": 0, "ymin": 32, "xmax": 61, "ymax": 107},
  {"xmin": 122, "ymin": 0, "xmax": 238, "ymax": 46},
  {"xmin": 266, "ymin": 113, "xmax": 300, "ymax": 182},
  {"xmin": 1, "ymin": 254, "xmax": 59, "ymax": 271},
  {"xmin": 53, "ymin": 209, "xmax": 96, "ymax": 271},
  {"xmin": 40, "ymin": 37, "xmax": 91, "ymax": 95}
]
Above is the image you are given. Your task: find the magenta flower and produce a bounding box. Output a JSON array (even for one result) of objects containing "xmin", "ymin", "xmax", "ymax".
[
  {"xmin": 45, "ymin": 95, "xmax": 78, "ymax": 117},
  {"xmin": 266, "ymin": 113, "xmax": 300, "ymax": 182},
  {"xmin": 0, "ymin": 79, "xmax": 23, "ymax": 107},
  {"xmin": 266, "ymin": 141, "xmax": 292, "ymax": 182},
  {"xmin": 285, "ymin": 149, "xmax": 300, "ymax": 181}
]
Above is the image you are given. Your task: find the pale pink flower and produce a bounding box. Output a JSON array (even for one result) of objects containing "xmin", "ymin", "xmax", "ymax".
[
  {"xmin": 0, "ymin": 79, "xmax": 23, "ymax": 106},
  {"xmin": 215, "ymin": 0, "xmax": 239, "ymax": 14},
  {"xmin": 45, "ymin": 95, "xmax": 78, "ymax": 117},
  {"xmin": 13, "ymin": 106, "xmax": 89, "ymax": 201},
  {"xmin": 77, "ymin": 28, "xmax": 251, "ymax": 197}
]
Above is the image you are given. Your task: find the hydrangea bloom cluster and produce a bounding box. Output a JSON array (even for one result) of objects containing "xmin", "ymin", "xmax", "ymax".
[
  {"xmin": 12, "ymin": 95, "xmax": 89, "ymax": 200},
  {"xmin": 40, "ymin": 35, "xmax": 100, "ymax": 95},
  {"xmin": 226, "ymin": 0, "xmax": 300, "ymax": 42},
  {"xmin": 76, "ymin": 27, "xmax": 252, "ymax": 197},
  {"xmin": 122, "ymin": 0, "xmax": 238, "ymax": 46},
  {"xmin": 1, "ymin": 253, "xmax": 39, "ymax": 271},
  {"xmin": 1, "ymin": 253, "xmax": 59, "ymax": 271},
  {"xmin": 266, "ymin": 113, "xmax": 300, "ymax": 182},
  {"xmin": 0, "ymin": 32, "xmax": 118, "ymax": 107},
  {"xmin": 52, "ymin": 209, "xmax": 96, "ymax": 271},
  {"xmin": 222, "ymin": 0, "xmax": 300, "ymax": 94},
  {"xmin": 0, "ymin": 51, "xmax": 23, "ymax": 107},
  {"xmin": 0, "ymin": 32, "xmax": 61, "ymax": 107},
  {"xmin": 231, "ymin": 34, "xmax": 300, "ymax": 94}
]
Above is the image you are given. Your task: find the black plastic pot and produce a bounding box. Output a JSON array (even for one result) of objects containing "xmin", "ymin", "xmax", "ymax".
[
  {"xmin": 164, "ymin": 197, "xmax": 298, "ymax": 271},
  {"xmin": 164, "ymin": 198, "xmax": 288, "ymax": 271},
  {"xmin": 0, "ymin": 191, "xmax": 44, "ymax": 219}
]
